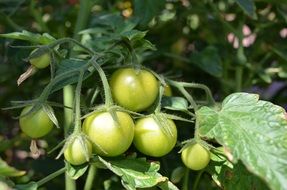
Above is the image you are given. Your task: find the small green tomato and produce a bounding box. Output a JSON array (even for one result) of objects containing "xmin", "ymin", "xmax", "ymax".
[
  {"xmin": 133, "ymin": 116, "xmax": 177, "ymax": 157},
  {"xmin": 19, "ymin": 105, "xmax": 54, "ymax": 138},
  {"xmin": 181, "ymin": 143, "xmax": 211, "ymax": 170},
  {"xmin": 29, "ymin": 49, "xmax": 51, "ymax": 69}
]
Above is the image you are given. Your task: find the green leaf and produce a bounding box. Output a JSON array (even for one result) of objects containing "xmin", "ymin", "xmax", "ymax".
[
  {"xmin": 15, "ymin": 182, "xmax": 37, "ymax": 190},
  {"xmin": 51, "ymin": 59, "xmax": 92, "ymax": 93},
  {"xmin": 0, "ymin": 158, "xmax": 25, "ymax": 177},
  {"xmin": 98, "ymin": 156, "xmax": 178, "ymax": 189},
  {"xmin": 189, "ymin": 46, "xmax": 222, "ymax": 77},
  {"xmin": 197, "ymin": 92, "xmax": 287, "ymax": 190},
  {"xmin": 206, "ymin": 151, "xmax": 269, "ymax": 190},
  {"xmin": 133, "ymin": 0, "xmax": 165, "ymax": 26},
  {"xmin": 235, "ymin": 0, "xmax": 257, "ymax": 19},
  {"xmin": 161, "ymin": 97, "xmax": 189, "ymax": 111},
  {"xmin": 0, "ymin": 30, "xmax": 56, "ymax": 44},
  {"xmin": 65, "ymin": 162, "xmax": 89, "ymax": 180},
  {"xmin": 121, "ymin": 30, "xmax": 147, "ymax": 41},
  {"xmin": 158, "ymin": 181, "xmax": 179, "ymax": 190}
]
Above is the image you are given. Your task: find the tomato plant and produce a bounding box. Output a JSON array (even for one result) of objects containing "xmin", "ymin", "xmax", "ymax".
[
  {"xmin": 83, "ymin": 111, "xmax": 134, "ymax": 157},
  {"xmin": 133, "ymin": 116, "xmax": 177, "ymax": 157},
  {"xmin": 1, "ymin": 0, "xmax": 287, "ymax": 190},
  {"xmin": 110, "ymin": 68, "xmax": 159, "ymax": 112},
  {"xmin": 64, "ymin": 137, "xmax": 92, "ymax": 165},
  {"xmin": 19, "ymin": 105, "xmax": 54, "ymax": 138},
  {"xmin": 181, "ymin": 143, "xmax": 211, "ymax": 171}
]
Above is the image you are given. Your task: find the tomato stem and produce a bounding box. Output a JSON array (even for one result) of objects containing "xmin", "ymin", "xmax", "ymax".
[
  {"xmin": 84, "ymin": 164, "xmax": 97, "ymax": 190},
  {"xmin": 74, "ymin": 70, "xmax": 85, "ymax": 133},
  {"xmin": 192, "ymin": 170, "xmax": 204, "ymax": 190},
  {"xmin": 91, "ymin": 58, "xmax": 114, "ymax": 108},
  {"xmin": 37, "ymin": 167, "xmax": 66, "ymax": 187},
  {"xmin": 63, "ymin": 85, "xmax": 75, "ymax": 136},
  {"xmin": 182, "ymin": 167, "xmax": 190, "ymax": 190}
]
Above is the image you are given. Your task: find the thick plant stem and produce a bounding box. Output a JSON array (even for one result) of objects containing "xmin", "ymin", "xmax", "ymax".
[
  {"xmin": 73, "ymin": 0, "xmax": 91, "ymax": 40},
  {"xmin": 63, "ymin": 85, "xmax": 74, "ymax": 136},
  {"xmin": 182, "ymin": 168, "xmax": 190, "ymax": 190},
  {"xmin": 37, "ymin": 167, "xmax": 66, "ymax": 187},
  {"xmin": 65, "ymin": 174, "xmax": 76, "ymax": 190},
  {"xmin": 63, "ymin": 85, "xmax": 76, "ymax": 190},
  {"xmin": 84, "ymin": 165, "xmax": 97, "ymax": 190}
]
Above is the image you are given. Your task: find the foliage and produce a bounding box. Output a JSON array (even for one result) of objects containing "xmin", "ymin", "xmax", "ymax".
[{"xmin": 0, "ymin": 0, "xmax": 287, "ymax": 190}]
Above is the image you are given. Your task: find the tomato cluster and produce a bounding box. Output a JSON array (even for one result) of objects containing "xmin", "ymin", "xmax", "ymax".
[{"xmin": 19, "ymin": 63, "xmax": 211, "ymax": 169}]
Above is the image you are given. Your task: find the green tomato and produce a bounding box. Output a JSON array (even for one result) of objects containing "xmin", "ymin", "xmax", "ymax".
[
  {"xmin": 110, "ymin": 68, "xmax": 159, "ymax": 112},
  {"xmin": 181, "ymin": 143, "xmax": 211, "ymax": 170},
  {"xmin": 64, "ymin": 137, "xmax": 92, "ymax": 166},
  {"xmin": 19, "ymin": 105, "xmax": 54, "ymax": 138},
  {"xmin": 133, "ymin": 117, "xmax": 177, "ymax": 157},
  {"xmin": 163, "ymin": 84, "xmax": 172, "ymax": 96},
  {"xmin": 29, "ymin": 49, "xmax": 51, "ymax": 69},
  {"xmin": 83, "ymin": 111, "xmax": 134, "ymax": 157}
]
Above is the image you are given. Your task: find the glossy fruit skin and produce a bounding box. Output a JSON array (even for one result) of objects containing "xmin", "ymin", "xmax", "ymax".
[
  {"xmin": 133, "ymin": 117, "xmax": 177, "ymax": 157},
  {"xmin": 181, "ymin": 143, "xmax": 211, "ymax": 170},
  {"xmin": 83, "ymin": 111, "xmax": 134, "ymax": 157},
  {"xmin": 29, "ymin": 49, "xmax": 51, "ymax": 69},
  {"xmin": 110, "ymin": 68, "xmax": 159, "ymax": 112},
  {"xmin": 64, "ymin": 137, "xmax": 92, "ymax": 165},
  {"xmin": 19, "ymin": 106, "xmax": 54, "ymax": 138}
]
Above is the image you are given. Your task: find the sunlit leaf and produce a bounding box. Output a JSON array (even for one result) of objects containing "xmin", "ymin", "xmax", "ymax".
[{"xmin": 197, "ymin": 93, "xmax": 287, "ymax": 190}]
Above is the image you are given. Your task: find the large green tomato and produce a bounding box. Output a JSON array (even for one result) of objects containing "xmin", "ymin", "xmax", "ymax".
[
  {"xmin": 64, "ymin": 137, "xmax": 92, "ymax": 165},
  {"xmin": 110, "ymin": 68, "xmax": 159, "ymax": 112},
  {"xmin": 19, "ymin": 105, "xmax": 54, "ymax": 138},
  {"xmin": 83, "ymin": 111, "xmax": 134, "ymax": 157},
  {"xmin": 181, "ymin": 143, "xmax": 211, "ymax": 170},
  {"xmin": 133, "ymin": 117, "xmax": 177, "ymax": 157},
  {"xmin": 29, "ymin": 49, "xmax": 51, "ymax": 69}
]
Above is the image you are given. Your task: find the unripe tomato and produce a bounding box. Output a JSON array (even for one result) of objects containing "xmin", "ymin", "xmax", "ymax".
[
  {"xmin": 181, "ymin": 143, "xmax": 211, "ymax": 170},
  {"xmin": 163, "ymin": 84, "xmax": 172, "ymax": 96},
  {"xmin": 110, "ymin": 68, "xmax": 159, "ymax": 112},
  {"xmin": 64, "ymin": 137, "xmax": 92, "ymax": 165},
  {"xmin": 133, "ymin": 117, "xmax": 177, "ymax": 157},
  {"xmin": 83, "ymin": 111, "xmax": 134, "ymax": 157},
  {"xmin": 29, "ymin": 49, "xmax": 51, "ymax": 69},
  {"xmin": 19, "ymin": 106, "xmax": 54, "ymax": 138}
]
